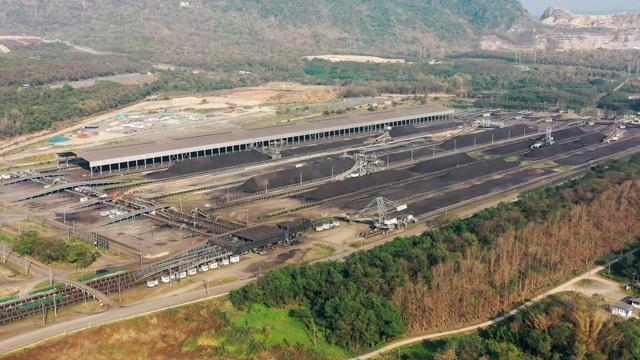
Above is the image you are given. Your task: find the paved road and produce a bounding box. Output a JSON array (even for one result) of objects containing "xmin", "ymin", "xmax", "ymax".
[{"xmin": 353, "ymin": 253, "xmax": 634, "ymax": 360}]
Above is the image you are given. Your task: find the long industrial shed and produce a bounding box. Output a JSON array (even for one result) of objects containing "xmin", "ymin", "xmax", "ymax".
[{"xmin": 59, "ymin": 105, "xmax": 454, "ymax": 174}]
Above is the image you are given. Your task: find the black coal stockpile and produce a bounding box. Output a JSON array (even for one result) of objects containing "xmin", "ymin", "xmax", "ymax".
[
  {"xmin": 150, "ymin": 150, "xmax": 270, "ymax": 179},
  {"xmin": 410, "ymin": 153, "xmax": 478, "ymax": 174},
  {"xmin": 385, "ymin": 146, "xmax": 440, "ymax": 164},
  {"xmin": 548, "ymin": 127, "xmax": 585, "ymax": 141},
  {"xmin": 302, "ymin": 169, "xmax": 413, "ymax": 201},
  {"xmin": 389, "ymin": 125, "xmax": 419, "ymax": 138},
  {"xmin": 440, "ymin": 158, "xmax": 519, "ymax": 183},
  {"xmin": 440, "ymin": 125, "xmax": 531, "ymax": 150},
  {"xmin": 523, "ymin": 133, "xmax": 602, "ymax": 160},
  {"xmin": 280, "ymin": 136, "xmax": 369, "ymax": 157},
  {"xmin": 483, "ymin": 139, "xmax": 533, "ymax": 156},
  {"xmin": 523, "ymin": 142, "xmax": 582, "ymax": 159},
  {"xmin": 575, "ymin": 133, "xmax": 604, "ymax": 146},
  {"xmin": 240, "ymin": 158, "xmax": 355, "ymax": 193}
]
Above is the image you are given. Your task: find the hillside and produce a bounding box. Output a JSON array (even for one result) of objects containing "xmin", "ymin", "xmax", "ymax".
[
  {"xmin": 482, "ymin": 6, "xmax": 640, "ymax": 50},
  {"xmin": 0, "ymin": 0, "xmax": 529, "ymax": 70}
]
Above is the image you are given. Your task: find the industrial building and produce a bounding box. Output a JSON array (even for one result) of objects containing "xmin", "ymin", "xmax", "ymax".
[{"xmin": 58, "ymin": 105, "xmax": 454, "ymax": 174}]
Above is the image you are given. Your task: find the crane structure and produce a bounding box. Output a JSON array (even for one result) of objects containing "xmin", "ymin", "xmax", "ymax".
[
  {"xmin": 531, "ymin": 127, "xmax": 554, "ymax": 148},
  {"xmin": 332, "ymin": 153, "xmax": 385, "ymax": 181},
  {"xmin": 259, "ymin": 139, "xmax": 284, "ymax": 159},
  {"xmin": 345, "ymin": 197, "xmax": 410, "ymax": 229},
  {"xmin": 363, "ymin": 132, "xmax": 391, "ymax": 145}
]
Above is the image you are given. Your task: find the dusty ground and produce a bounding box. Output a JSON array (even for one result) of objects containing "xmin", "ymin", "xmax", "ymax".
[
  {"xmin": 1, "ymin": 81, "xmax": 341, "ymax": 162},
  {"xmin": 305, "ymin": 55, "xmax": 406, "ymax": 63},
  {"xmin": 570, "ymin": 273, "xmax": 631, "ymax": 302}
]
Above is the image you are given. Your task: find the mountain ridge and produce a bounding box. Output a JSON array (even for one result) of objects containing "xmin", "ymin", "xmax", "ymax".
[{"xmin": 0, "ymin": 0, "xmax": 529, "ymax": 69}]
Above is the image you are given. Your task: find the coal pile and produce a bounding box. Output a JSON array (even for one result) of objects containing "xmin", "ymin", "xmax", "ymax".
[
  {"xmin": 388, "ymin": 125, "xmax": 436, "ymax": 138},
  {"xmin": 240, "ymin": 158, "xmax": 355, "ymax": 193},
  {"xmin": 149, "ymin": 150, "xmax": 270, "ymax": 179},
  {"xmin": 440, "ymin": 125, "xmax": 531, "ymax": 150},
  {"xmin": 420, "ymin": 121, "xmax": 461, "ymax": 132},
  {"xmin": 548, "ymin": 127, "xmax": 585, "ymax": 141},
  {"xmin": 523, "ymin": 142, "xmax": 582, "ymax": 160},
  {"xmin": 483, "ymin": 139, "xmax": 534, "ymax": 156},
  {"xmin": 389, "ymin": 125, "xmax": 418, "ymax": 138},
  {"xmin": 280, "ymin": 136, "xmax": 370, "ymax": 157},
  {"xmin": 406, "ymin": 168, "xmax": 553, "ymax": 216},
  {"xmin": 575, "ymin": 133, "xmax": 604, "ymax": 146},
  {"xmin": 557, "ymin": 137, "xmax": 640, "ymax": 166},
  {"xmin": 385, "ymin": 145, "xmax": 441, "ymax": 164},
  {"xmin": 440, "ymin": 158, "xmax": 519, "ymax": 183},
  {"xmin": 410, "ymin": 153, "xmax": 478, "ymax": 174},
  {"xmin": 302, "ymin": 169, "xmax": 413, "ymax": 201}
]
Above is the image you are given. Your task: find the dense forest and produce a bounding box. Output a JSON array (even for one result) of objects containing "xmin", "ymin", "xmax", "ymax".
[
  {"xmin": 422, "ymin": 294, "xmax": 640, "ymax": 359},
  {"xmin": 230, "ymin": 156, "xmax": 640, "ymax": 351},
  {"xmin": 0, "ymin": 0, "xmax": 530, "ymax": 70}
]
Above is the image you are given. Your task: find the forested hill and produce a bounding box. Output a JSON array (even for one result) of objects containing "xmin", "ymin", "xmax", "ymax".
[{"xmin": 0, "ymin": 0, "xmax": 529, "ymax": 71}]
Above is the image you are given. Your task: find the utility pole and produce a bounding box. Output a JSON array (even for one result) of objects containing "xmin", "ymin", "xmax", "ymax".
[{"xmin": 53, "ymin": 293, "xmax": 58, "ymax": 317}]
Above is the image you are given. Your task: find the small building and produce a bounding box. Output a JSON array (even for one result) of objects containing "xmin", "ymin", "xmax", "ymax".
[
  {"xmin": 611, "ymin": 301, "xmax": 633, "ymax": 318},
  {"xmin": 276, "ymin": 218, "xmax": 312, "ymax": 238},
  {"xmin": 630, "ymin": 296, "xmax": 640, "ymax": 308},
  {"xmin": 231, "ymin": 225, "xmax": 286, "ymax": 253}
]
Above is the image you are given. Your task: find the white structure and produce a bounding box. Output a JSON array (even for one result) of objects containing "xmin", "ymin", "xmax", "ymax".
[{"xmin": 611, "ymin": 301, "xmax": 633, "ymax": 318}]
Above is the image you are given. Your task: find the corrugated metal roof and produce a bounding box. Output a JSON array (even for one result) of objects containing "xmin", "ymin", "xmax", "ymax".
[{"xmin": 70, "ymin": 105, "xmax": 453, "ymax": 167}]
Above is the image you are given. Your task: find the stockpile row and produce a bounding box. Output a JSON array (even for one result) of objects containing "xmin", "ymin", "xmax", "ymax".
[
  {"xmin": 302, "ymin": 170, "xmax": 414, "ymax": 201},
  {"xmin": 383, "ymin": 144, "xmax": 440, "ymax": 164},
  {"xmin": 240, "ymin": 158, "xmax": 355, "ymax": 193},
  {"xmin": 410, "ymin": 153, "xmax": 478, "ymax": 173},
  {"xmin": 483, "ymin": 139, "xmax": 533, "ymax": 156},
  {"xmin": 440, "ymin": 125, "xmax": 531, "ymax": 150},
  {"xmin": 346, "ymin": 158, "xmax": 520, "ymax": 210},
  {"xmin": 389, "ymin": 124, "xmax": 437, "ymax": 138},
  {"xmin": 523, "ymin": 134, "xmax": 603, "ymax": 160},
  {"xmin": 280, "ymin": 136, "xmax": 369, "ymax": 157},
  {"xmin": 557, "ymin": 137, "xmax": 640, "ymax": 166},
  {"xmin": 402, "ymin": 169, "xmax": 554, "ymax": 216},
  {"xmin": 151, "ymin": 150, "xmax": 270, "ymax": 178}
]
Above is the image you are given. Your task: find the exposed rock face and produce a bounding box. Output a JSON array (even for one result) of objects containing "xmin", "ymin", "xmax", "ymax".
[
  {"xmin": 482, "ymin": 7, "xmax": 640, "ymax": 50},
  {"xmin": 541, "ymin": 7, "xmax": 640, "ymax": 29}
]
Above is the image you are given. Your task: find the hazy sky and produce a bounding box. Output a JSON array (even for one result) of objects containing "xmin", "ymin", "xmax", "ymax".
[{"xmin": 519, "ymin": 0, "xmax": 640, "ymax": 16}]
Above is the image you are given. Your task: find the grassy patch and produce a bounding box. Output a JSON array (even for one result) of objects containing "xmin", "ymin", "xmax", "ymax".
[
  {"xmin": 0, "ymin": 257, "xmax": 35, "ymax": 280},
  {"xmin": 504, "ymin": 155, "xmax": 520, "ymax": 162},
  {"xmin": 577, "ymin": 279, "xmax": 593, "ymax": 287},
  {"xmin": 468, "ymin": 151, "xmax": 484, "ymax": 159},
  {"xmin": 0, "ymin": 294, "xmax": 19, "ymax": 303},
  {"xmin": 235, "ymin": 304, "xmax": 349, "ymax": 358},
  {"xmin": 396, "ymin": 338, "xmax": 452, "ymax": 360},
  {"xmin": 303, "ymin": 243, "xmax": 336, "ymax": 261},
  {"xmin": 535, "ymin": 161, "xmax": 557, "ymax": 169},
  {"xmin": 162, "ymin": 192, "xmax": 203, "ymax": 202},
  {"xmin": 0, "ymin": 206, "xmax": 15, "ymax": 214},
  {"xmin": 520, "ymin": 160, "xmax": 534, "ymax": 166},
  {"xmin": 97, "ymin": 247, "xmax": 131, "ymax": 261},
  {"xmin": 29, "ymin": 282, "xmax": 66, "ymax": 295},
  {"xmin": 14, "ymin": 219, "xmax": 60, "ymax": 236}
]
